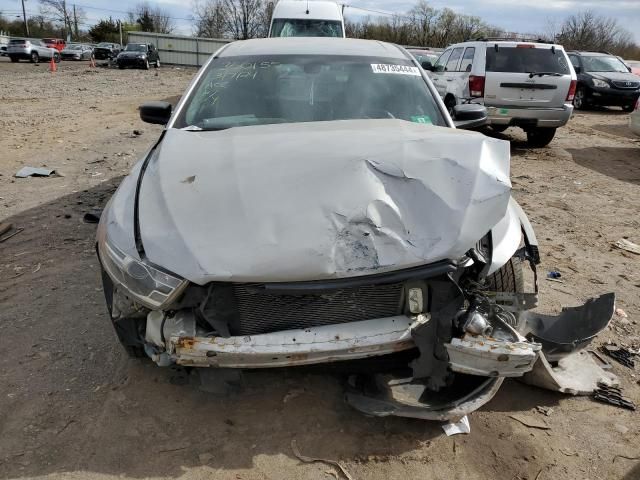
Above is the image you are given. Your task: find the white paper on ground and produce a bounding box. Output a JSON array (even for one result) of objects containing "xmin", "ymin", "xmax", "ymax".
[{"xmin": 442, "ymin": 415, "xmax": 471, "ymax": 436}]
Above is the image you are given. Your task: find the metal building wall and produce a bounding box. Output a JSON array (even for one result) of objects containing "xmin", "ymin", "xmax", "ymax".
[{"xmin": 126, "ymin": 32, "xmax": 232, "ymax": 67}]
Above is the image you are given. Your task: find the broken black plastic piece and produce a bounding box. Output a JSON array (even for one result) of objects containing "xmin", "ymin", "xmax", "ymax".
[
  {"xmin": 600, "ymin": 345, "xmax": 636, "ymax": 369},
  {"xmin": 593, "ymin": 383, "xmax": 636, "ymax": 411}
]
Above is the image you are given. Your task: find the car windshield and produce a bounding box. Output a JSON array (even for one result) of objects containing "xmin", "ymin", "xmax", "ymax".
[
  {"xmin": 66, "ymin": 45, "xmax": 82, "ymax": 50},
  {"xmin": 125, "ymin": 44, "xmax": 146, "ymax": 52},
  {"xmin": 97, "ymin": 43, "xmax": 112, "ymax": 48},
  {"xmin": 486, "ymin": 46, "xmax": 570, "ymax": 74},
  {"xmin": 174, "ymin": 54, "xmax": 445, "ymax": 131},
  {"xmin": 271, "ymin": 19, "xmax": 343, "ymax": 37},
  {"xmin": 582, "ymin": 55, "xmax": 630, "ymax": 73}
]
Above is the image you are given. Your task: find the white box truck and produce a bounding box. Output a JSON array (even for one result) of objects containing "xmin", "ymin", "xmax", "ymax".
[{"xmin": 269, "ymin": 1, "xmax": 345, "ymax": 38}]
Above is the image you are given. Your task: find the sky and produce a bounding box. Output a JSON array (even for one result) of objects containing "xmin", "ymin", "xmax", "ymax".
[{"xmin": 1, "ymin": 0, "xmax": 638, "ymax": 42}]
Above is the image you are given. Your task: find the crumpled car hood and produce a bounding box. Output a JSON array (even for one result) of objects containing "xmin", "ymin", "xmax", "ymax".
[{"xmin": 138, "ymin": 120, "xmax": 511, "ymax": 284}]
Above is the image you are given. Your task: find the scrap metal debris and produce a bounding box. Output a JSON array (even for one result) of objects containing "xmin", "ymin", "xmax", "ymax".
[
  {"xmin": 15, "ymin": 166, "xmax": 57, "ymax": 178},
  {"xmin": 508, "ymin": 414, "xmax": 551, "ymax": 430},
  {"xmin": 600, "ymin": 345, "xmax": 636, "ymax": 369},
  {"xmin": 442, "ymin": 415, "xmax": 471, "ymax": 436},
  {"xmin": 0, "ymin": 226, "xmax": 24, "ymax": 243},
  {"xmin": 0, "ymin": 223, "xmax": 12, "ymax": 236},
  {"xmin": 593, "ymin": 383, "xmax": 636, "ymax": 411},
  {"xmin": 613, "ymin": 239, "xmax": 640, "ymax": 255},
  {"xmin": 291, "ymin": 439, "xmax": 353, "ymax": 480}
]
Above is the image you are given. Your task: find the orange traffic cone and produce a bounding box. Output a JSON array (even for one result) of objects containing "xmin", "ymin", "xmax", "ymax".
[{"xmin": 49, "ymin": 55, "xmax": 57, "ymax": 73}]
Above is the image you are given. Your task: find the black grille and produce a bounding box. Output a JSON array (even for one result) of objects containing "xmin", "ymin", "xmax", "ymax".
[
  {"xmin": 612, "ymin": 80, "xmax": 640, "ymax": 89},
  {"xmin": 233, "ymin": 282, "xmax": 404, "ymax": 335}
]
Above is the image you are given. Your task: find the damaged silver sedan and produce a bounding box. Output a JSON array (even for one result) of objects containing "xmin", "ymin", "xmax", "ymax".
[{"xmin": 97, "ymin": 38, "xmax": 616, "ymax": 420}]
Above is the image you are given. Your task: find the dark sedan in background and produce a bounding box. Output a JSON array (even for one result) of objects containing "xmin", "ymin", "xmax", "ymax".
[
  {"xmin": 569, "ymin": 51, "xmax": 640, "ymax": 111},
  {"xmin": 116, "ymin": 43, "xmax": 160, "ymax": 70},
  {"xmin": 93, "ymin": 42, "xmax": 121, "ymax": 60}
]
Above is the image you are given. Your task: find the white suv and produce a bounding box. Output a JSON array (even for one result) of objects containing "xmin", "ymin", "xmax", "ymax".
[{"xmin": 428, "ymin": 39, "xmax": 576, "ymax": 147}]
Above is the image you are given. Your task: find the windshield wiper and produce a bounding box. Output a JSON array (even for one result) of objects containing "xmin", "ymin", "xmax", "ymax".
[
  {"xmin": 527, "ymin": 72, "xmax": 562, "ymax": 78},
  {"xmin": 181, "ymin": 125, "xmax": 231, "ymax": 132}
]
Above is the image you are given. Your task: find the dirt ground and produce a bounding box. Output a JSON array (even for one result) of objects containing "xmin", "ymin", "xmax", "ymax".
[{"xmin": 1, "ymin": 56, "xmax": 639, "ymax": 480}]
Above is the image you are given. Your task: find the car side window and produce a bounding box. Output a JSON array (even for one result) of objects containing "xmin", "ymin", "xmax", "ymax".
[
  {"xmin": 446, "ymin": 47, "xmax": 464, "ymax": 72},
  {"xmin": 569, "ymin": 55, "xmax": 580, "ymax": 69},
  {"xmin": 434, "ymin": 49, "xmax": 452, "ymax": 72},
  {"xmin": 459, "ymin": 47, "xmax": 475, "ymax": 72}
]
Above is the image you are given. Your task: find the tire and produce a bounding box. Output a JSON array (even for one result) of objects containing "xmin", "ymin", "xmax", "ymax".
[
  {"xmin": 54, "ymin": 53, "xmax": 60, "ymax": 63},
  {"xmin": 622, "ymin": 104, "xmax": 635, "ymax": 113},
  {"xmin": 490, "ymin": 125, "xmax": 509, "ymax": 133},
  {"xmin": 526, "ymin": 127, "xmax": 556, "ymax": 148},
  {"xmin": 30, "ymin": 51, "xmax": 39, "ymax": 63},
  {"xmin": 9, "ymin": 56, "xmax": 18, "ymax": 63},
  {"xmin": 444, "ymin": 96, "xmax": 456, "ymax": 117},
  {"xmin": 154, "ymin": 59, "xmax": 160, "ymax": 68},
  {"xmin": 118, "ymin": 64, "xmax": 125, "ymax": 70},
  {"xmin": 124, "ymin": 345, "xmax": 147, "ymax": 359},
  {"xmin": 573, "ymin": 86, "xmax": 587, "ymax": 110},
  {"xmin": 487, "ymin": 257, "xmax": 525, "ymax": 293},
  {"xmin": 144, "ymin": 59, "xmax": 150, "ymax": 70}
]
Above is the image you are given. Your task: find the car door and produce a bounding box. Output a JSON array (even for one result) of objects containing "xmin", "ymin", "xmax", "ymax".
[
  {"xmin": 443, "ymin": 47, "xmax": 465, "ymax": 99},
  {"xmin": 431, "ymin": 49, "xmax": 452, "ymax": 97},
  {"xmin": 484, "ymin": 44, "xmax": 573, "ymax": 108},
  {"xmin": 36, "ymin": 41, "xmax": 51, "ymax": 59}
]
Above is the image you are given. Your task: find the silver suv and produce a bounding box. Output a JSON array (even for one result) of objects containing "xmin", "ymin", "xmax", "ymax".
[
  {"xmin": 428, "ymin": 39, "xmax": 576, "ymax": 147},
  {"xmin": 7, "ymin": 38, "xmax": 61, "ymax": 64}
]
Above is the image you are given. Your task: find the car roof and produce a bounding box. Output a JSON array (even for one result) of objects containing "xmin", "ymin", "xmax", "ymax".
[
  {"xmin": 219, "ymin": 38, "xmax": 407, "ymax": 58},
  {"xmin": 570, "ymin": 51, "xmax": 613, "ymax": 56},
  {"xmin": 449, "ymin": 40, "xmax": 563, "ymax": 49}
]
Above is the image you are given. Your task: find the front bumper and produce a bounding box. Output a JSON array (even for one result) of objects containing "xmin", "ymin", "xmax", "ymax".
[
  {"xmin": 93, "ymin": 50, "xmax": 113, "ymax": 60},
  {"xmin": 486, "ymin": 104, "xmax": 573, "ymax": 128},
  {"xmin": 62, "ymin": 54, "xmax": 82, "ymax": 60},
  {"xmin": 117, "ymin": 57, "xmax": 147, "ymax": 68},
  {"xmin": 587, "ymin": 86, "xmax": 640, "ymax": 106},
  {"xmin": 7, "ymin": 50, "xmax": 31, "ymax": 59}
]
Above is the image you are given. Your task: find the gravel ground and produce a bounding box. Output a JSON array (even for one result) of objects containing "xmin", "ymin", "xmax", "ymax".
[{"xmin": 1, "ymin": 55, "xmax": 639, "ymax": 480}]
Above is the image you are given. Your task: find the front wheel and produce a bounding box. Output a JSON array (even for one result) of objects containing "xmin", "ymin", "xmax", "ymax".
[
  {"xmin": 487, "ymin": 257, "xmax": 525, "ymax": 293},
  {"xmin": 30, "ymin": 51, "xmax": 39, "ymax": 63},
  {"xmin": 144, "ymin": 59, "xmax": 150, "ymax": 70},
  {"xmin": 9, "ymin": 56, "xmax": 18, "ymax": 63},
  {"xmin": 526, "ymin": 127, "xmax": 556, "ymax": 148},
  {"xmin": 154, "ymin": 59, "xmax": 160, "ymax": 69},
  {"xmin": 622, "ymin": 103, "xmax": 635, "ymax": 113},
  {"xmin": 54, "ymin": 53, "xmax": 60, "ymax": 63}
]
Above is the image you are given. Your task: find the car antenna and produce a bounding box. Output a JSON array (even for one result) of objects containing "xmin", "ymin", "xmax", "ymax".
[{"xmin": 306, "ymin": 0, "xmax": 310, "ymax": 14}]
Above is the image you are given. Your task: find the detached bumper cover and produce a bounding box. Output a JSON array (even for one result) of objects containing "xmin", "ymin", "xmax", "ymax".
[{"xmin": 485, "ymin": 104, "xmax": 573, "ymax": 128}]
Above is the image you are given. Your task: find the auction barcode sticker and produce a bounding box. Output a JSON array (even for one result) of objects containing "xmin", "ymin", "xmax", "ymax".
[{"xmin": 371, "ymin": 64, "xmax": 421, "ymax": 76}]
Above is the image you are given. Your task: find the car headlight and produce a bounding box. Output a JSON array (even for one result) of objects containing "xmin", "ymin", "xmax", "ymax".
[
  {"xmin": 137, "ymin": 54, "xmax": 146, "ymax": 59},
  {"xmin": 592, "ymin": 79, "xmax": 610, "ymax": 88},
  {"xmin": 98, "ymin": 234, "xmax": 187, "ymax": 309}
]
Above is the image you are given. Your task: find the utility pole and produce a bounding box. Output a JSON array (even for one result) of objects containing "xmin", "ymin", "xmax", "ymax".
[
  {"xmin": 73, "ymin": 4, "xmax": 79, "ymax": 39},
  {"xmin": 119, "ymin": 20, "xmax": 123, "ymax": 46},
  {"xmin": 21, "ymin": 0, "xmax": 30, "ymax": 37}
]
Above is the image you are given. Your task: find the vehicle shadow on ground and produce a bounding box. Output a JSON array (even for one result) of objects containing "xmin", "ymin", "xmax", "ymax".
[
  {"xmin": 589, "ymin": 123, "xmax": 637, "ymax": 140},
  {"xmin": 567, "ymin": 146, "xmax": 640, "ymax": 184},
  {"xmin": 0, "ymin": 179, "xmax": 572, "ymax": 479}
]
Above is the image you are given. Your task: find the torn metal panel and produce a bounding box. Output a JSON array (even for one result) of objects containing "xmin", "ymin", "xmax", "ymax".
[
  {"xmin": 522, "ymin": 293, "xmax": 615, "ymax": 361},
  {"xmin": 137, "ymin": 120, "xmax": 511, "ymax": 284},
  {"xmin": 345, "ymin": 374, "xmax": 504, "ymax": 421},
  {"xmin": 522, "ymin": 350, "xmax": 618, "ymax": 395},
  {"xmin": 167, "ymin": 316, "xmax": 416, "ymax": 368}
]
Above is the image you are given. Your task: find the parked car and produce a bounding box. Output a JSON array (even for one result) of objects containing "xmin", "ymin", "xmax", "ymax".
[
  {"xmin": 626, "ymin": 60, "xmax": 640, "ymax": 76},
  {"xmin": 568, "ymin": 51, "xmax": 640, "ymax": 112},
  {"xmin": 0, "ymin": 45, "xmax": 6, "ymax": 57},
  {"xmin": 116, "ymin": 43, "xmax": 160, "ymax": 70},
  {"xmin": 43, "ymin": 38, "xmax": 66, "ymax": 52},
  {"xmin": 407, "ymin": 49, "xmax": 440, "ymax": 70},
  {"xmin": 630, "ymin": 99, "xmax": 640, "ymax": 136},
  {"xmin": 61, "ymin": 44, "xmax": 93, "ymax": 60},
  {"xmin": 269, "ymin": 0, "xmax": 345, "ymax": 37},
  {"xmin": 7, "ymin": 38, "xmax": 61, "ymax": 63},
  {"xmin": 427, "ymin": 39, "xmax": 576, "ymax": 147},
  {"xmin": 96, "ymin": 37, "xmax": 613, "ymax": 421},
  {"xmin": 93, "ymin": 42, "xmax": 121, "ymax": 60}
]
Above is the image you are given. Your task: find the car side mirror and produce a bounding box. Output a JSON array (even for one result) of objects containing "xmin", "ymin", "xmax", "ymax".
[
  {"xmin": 434, "ymin": 64, "xmax": 445, "ymax": 73},
  {"xmin": 421, "ymin": 60, "xmax": 434, "ymax": 71},
  {"xmin": 574, "ymin": 66, "xmax": 581, "ymax": 74},
  {"xmin": 139, "ymin": 101, "xmax": 172, "ymax": 125},
  {"xmin": 452, "ymin": 104, "xmax": 488, "ymax": 130}
]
